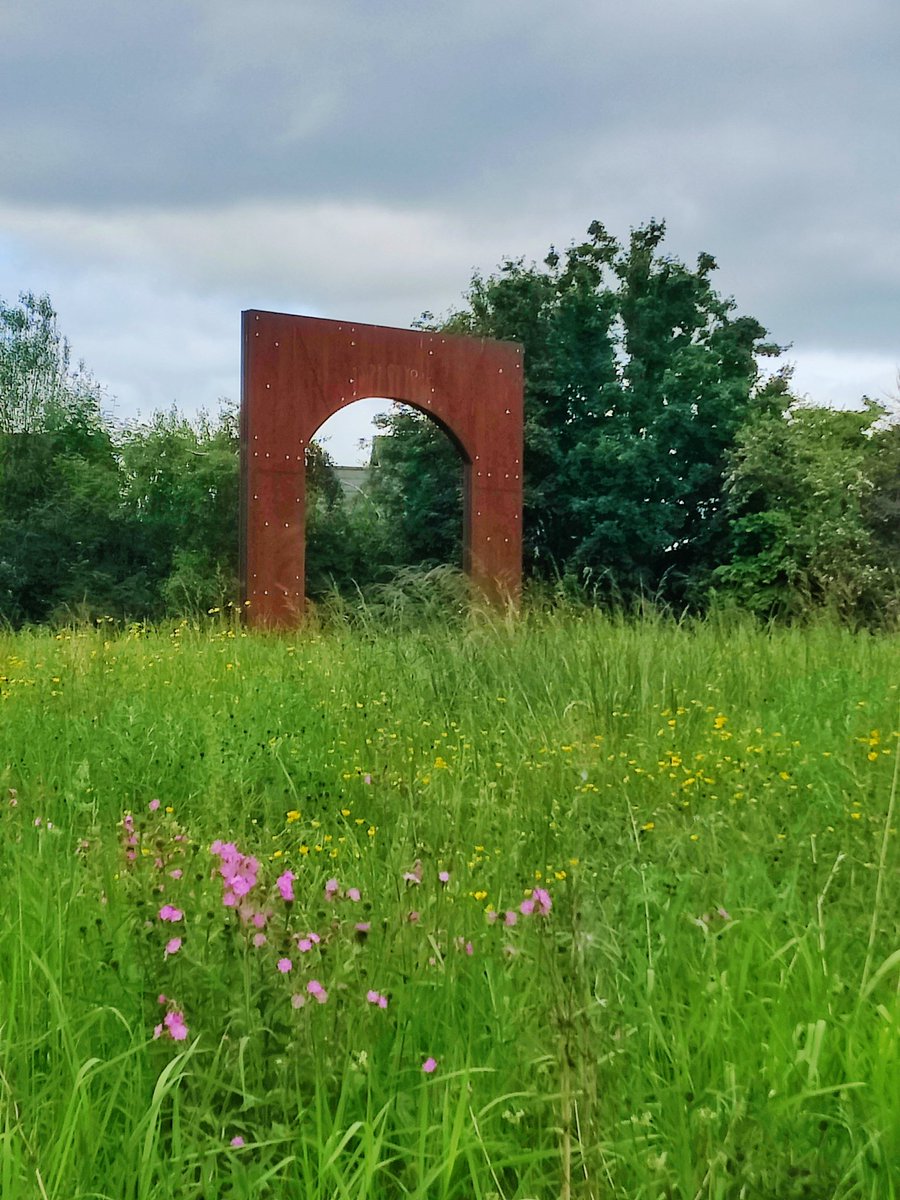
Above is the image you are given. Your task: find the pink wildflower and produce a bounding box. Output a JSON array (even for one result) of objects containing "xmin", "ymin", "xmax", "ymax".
[
  {"xmin": 164, "ymin": 937, "xmax": 182, "ymax": 958},
  {"xmin": 164, "ymin": 1010, "xmax": 188, "ymax": 1041},
  {"xmin": 276, "ymin": 870, "xmax": 296, "ymax": 902},
  {"xmin": 252, "ymin": 933, "xmax": 267, "ymax": 948},
  {"xmin": 291, "ymin": 993, "xmax": 306, "ymax": 1009},
  {"xmin": 148, "ymin": 798, "xmax": 161, "ymax": 812},
  {"xmin": 363, "ymin": 773, "xmax": 372, "ymax": 785},
  {"xmin": 230, "ymin": 1135, "xmax": 245, "ymax": 1148},
  {"xmin": 159, "ymin": 904, "xmax": 183, "ymax": 922},
  {"xmin": 519, "ymin": 898, "xmax": 535, "ymax": 916},
  {"xmin": 366, "ymin": 989, "xmax": 388, "ymax": 1008},
  {"xmin": 169, "ymin": 868, "xmax": 183, "ymax": 879},
  {"xmin": 324, "ymin": 877, "xmax": 340, "ymax": 900},
  {"xmin": 532, "ymin": 887, "xmax": 552, "ymax": 915},
  {"xmin": 438, "ymin": 870, "xmax": 450, "ymax": 884},
  {"xmin": 307, "ymin": 979, "xmax": 328, "ymax": 1004},
  {"xmin": 346, "ymin": 886, "xmax": 361, "ymax": 902},
  {"xmin": 421, "ymin": 1057, "xmax": 437, "ymax": 1074},
  {"xmin": 504, "ymin": 910, "xmax": 518, "ymax": 927},
  {"xmin": 402, "ymin": 860, "xmax": 423, "ymax": 885},
  {"xmin": 276, "ymin": 958, "xmax": 293, "ymax": 974}
]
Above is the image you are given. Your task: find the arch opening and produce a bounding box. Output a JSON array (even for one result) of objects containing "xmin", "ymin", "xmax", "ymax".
[{"xmin": 304, "ymin": 398, "xmax": 467, "ymax": 598}]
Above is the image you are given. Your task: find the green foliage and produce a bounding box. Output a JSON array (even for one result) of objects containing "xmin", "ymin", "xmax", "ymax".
[
  {"xmin": 713, "ymin": 397, "xmax": 900, "ymax": 622},
  {"xmin": 119, "ymin": 405, "xmax": 240, "ymax": 617},
  {"xmin": 0, "ymin": 292, "xmax": 133, "ymax": 623},
  {"xmin": 364, "ymin": 411, "xmax": 463, "ymax": 569}
]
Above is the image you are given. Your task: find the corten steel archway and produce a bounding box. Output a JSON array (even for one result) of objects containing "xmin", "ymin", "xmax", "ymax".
[{"xmin": 240, "ymin": 310, "xmax": 523, "ymax": 627}]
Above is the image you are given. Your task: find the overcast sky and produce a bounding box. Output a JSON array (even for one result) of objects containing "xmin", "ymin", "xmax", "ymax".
[{"xmin": 2, "ymin": 0, "xmax": 897, "ymax": 463}]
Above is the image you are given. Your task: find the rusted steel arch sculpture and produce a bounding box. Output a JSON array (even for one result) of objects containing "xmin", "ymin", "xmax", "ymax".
[{"xmin": 240, "ymin": 310, "xmax": 523, "ymax": 627}]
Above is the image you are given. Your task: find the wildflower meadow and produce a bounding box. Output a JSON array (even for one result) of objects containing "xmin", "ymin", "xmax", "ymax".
[{"xmin": 1, "ymin": 609, "xmax": 897, "ymax": 1198}]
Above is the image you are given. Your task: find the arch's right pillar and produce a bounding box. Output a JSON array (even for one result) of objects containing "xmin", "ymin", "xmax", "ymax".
[{"xmin": 463, "ymin": 340, "xmax": 524, "ymax": 605}]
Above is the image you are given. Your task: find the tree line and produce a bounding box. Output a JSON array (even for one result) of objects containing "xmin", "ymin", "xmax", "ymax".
[{"xmin": 1, "ymin": 221, "xmax": 897, "ymax": 627}]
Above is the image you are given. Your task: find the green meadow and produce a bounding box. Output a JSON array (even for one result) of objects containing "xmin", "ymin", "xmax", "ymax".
[{"xmin": 1, "ymin": 610, "xmax": 897, "ymax": 1199}]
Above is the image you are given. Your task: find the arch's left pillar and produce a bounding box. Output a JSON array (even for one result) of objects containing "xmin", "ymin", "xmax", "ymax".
[{"xmin": 241, "ymin": 309, "xmax": 523, "ymax": 628}]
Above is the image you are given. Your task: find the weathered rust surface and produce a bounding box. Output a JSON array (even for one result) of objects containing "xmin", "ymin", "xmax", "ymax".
[{"xmin": 241, "ymin": 310, "xmax": 523, "ymax": 627}]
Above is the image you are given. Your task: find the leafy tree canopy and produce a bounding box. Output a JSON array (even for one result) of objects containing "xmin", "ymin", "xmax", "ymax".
[{"xmin": 398, "ymin": 219, "xmax": 785, "ymax": 601}]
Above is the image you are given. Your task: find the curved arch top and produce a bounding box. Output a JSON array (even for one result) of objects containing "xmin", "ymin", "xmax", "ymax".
[{"xmin": 240, "ymin": 310, "xmax": 523, "ymax": 626}]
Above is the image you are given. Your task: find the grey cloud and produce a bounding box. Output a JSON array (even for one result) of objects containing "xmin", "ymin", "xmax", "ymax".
[{"xmin": 1, "ymin": 0, "xmax": 897, "ymax": 403}]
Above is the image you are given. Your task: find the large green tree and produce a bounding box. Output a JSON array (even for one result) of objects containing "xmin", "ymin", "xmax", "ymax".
[{"xmin": 379, "ymin": 220, "xmax": 782, "ymax": 601}]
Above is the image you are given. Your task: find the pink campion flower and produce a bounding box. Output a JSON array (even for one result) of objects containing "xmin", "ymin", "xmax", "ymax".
[
  {"xmin": 438, "ymin": 870, "xmax": 450, "ymax": 885},
  {"xmin": 504, "ymin": 911, "xmax": 518, "ymax": 927},
  {"xmin": 307, "ymin": 979, "xmax": 328, "ymax": 1004},
  {"xmin": 366, "ymin": 989, "xmax": 388, "ymax": 1008},
  {"xmin": 222, "ymin": 891, "xmax": 238, "ymax": 908},
  {"xmin": 354, "ymin": 922, "xmax": 371, "ymax": 940},
  {"xmin": 158, "ymin": 994, "xmax": 168, "ymax": 1005},
  {"xmin": 159, "ymin": 905, "xmax": 183, "ymax": 922},
  {"xmin": 148, "ymin": 798, "xmax": 161, "ymax": 812},
  {"xmin": 169, "ymin": 868, "xmax": 183, "ymax": 879},
  {"xmin": 296, "ymin": 938, "xmax": 313, "ymax": 953},
  {"xmin": 123, "ymin": 814, "xmax": 134, "ymax": 834},
  {"xmin": 421, "ymin": 1057, "xmax": 437, "ymax": 1074},
  {"xmin": 230, "ymin": 1136, "xmax": 245, "ymax": 1148},
  {"xmin": 402, "ymin": 860, "xmax": 423, "ymax": 885},
  {"xmin": 164, "ymin": 1010, "xmax": 188, "ymax": 1041},
  {"xmin": 276, "ymin": 870, "xmax": 296, "ymax": 902},
  {"xmin": 519, "ymin": 898, "xmax": 535, "ymax": 916},
  {"xmin": 324, "ymin": 878, "xmax": 340, "ymax": 901},
  {"xmin": 251, "ymin": 911, "xmax": 269, "ymax": 929},
  {"xmin": 291, "ymin": 993, "xmax": 306, "ymax": 1009},
  {"xmin": 276, "ymin": 958, "xmax": 293, "ymax": 974},
  {"xmin": 346, "ymin": 887, "xmax": 361, "ymax": 902},
  {"xmin": 464, "ymin": 941, "xmax": 474, "ymax": 956},
  {"xmin": 153, "ymin": 1023, "xmax": 163, "ymax": 1039},
  {"xmin": 532, "ymin": 888, "xmax": 552, "ymax": 915},
  {"xmin": 164, "ymin": 937, "xmax": 182, "ymax": 958},
  {"xmin": 252, "ymin": 933, "xmax": 267, "ymax": 948}
]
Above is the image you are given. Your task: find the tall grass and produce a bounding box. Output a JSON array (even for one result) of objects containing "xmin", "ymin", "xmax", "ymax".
[{"xmin": 0, "ymin": 608, "xmax": 897, "ymax": 1198}]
